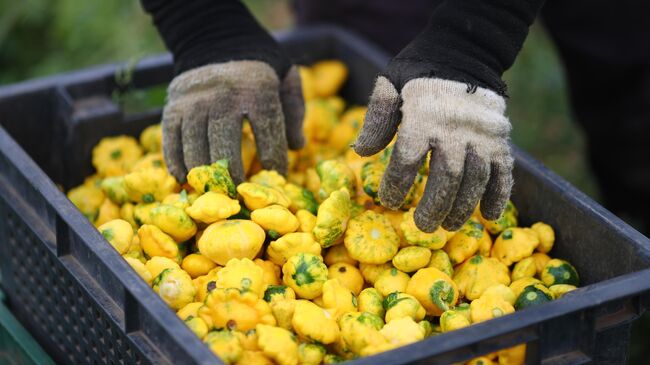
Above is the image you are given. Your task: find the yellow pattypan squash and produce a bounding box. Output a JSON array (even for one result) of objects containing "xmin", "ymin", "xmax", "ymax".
[
  {"xmin": 203, "ymin": 330, "xmax": 243, "ymax": 365},
  {"xmin": 453, "ymin": 255, "xmax": 511, "ymax": 301},
  {"xmin": 181, "ymin": 253, "xmax": 217, "ymax": 278},
  {"xmin": 358, "ymin": 288, "xmax": 385, "ymax": 319},
  {"xmin": 133, "ymin": 202, "xmax": 160, "ymax": 226},
  {"xmin": 216, "ymin": 258, "xmax": 266, "ymax": 295},
  {"xmin": 237, "ymin": 182, "xmax": 290, "ymax": 210},
  {"xmin": 339, "ymin": 311, "xmax": 386, "ymax": 355},
  {"xmin": 267, "ymin": 232, "xmax": 321, "ymax": 266},
  {"xmin": 440, "ymin": 309, "xmax": 471, "ymax": 332},
  {"xmin": 316, "ymin": 159, "xmax": 356, "ymax": 200},
  {"xmin": 344, "ymin": 210, "xmax": 399, "ymax": 264},
  {"xmin": 131, "ymin": 152, "xmax": 165, "ymax": 172},
  {"xmin": 311, "ymin": 60, "xmax": 348, "ymax": 98},
  {"xmin": 478, "ymin": 200, "xmax": 518, "ymax": 235},
  {"xmin": 383, "ymin": 292, "xmax": 426, "ymax": 323},
  {"xmin": 296, "ymin": 209, "xmax": 317, "ymax": 233},
  {"xmin": 427, "ymin": 249, "xmax": 454, "ymax": 277},
  {"xmin": 444, "ymin": 218, "xmax": 485, "ymax": 265},
  {"xmin": 251, "ymin": 205, "xmax": 300, "ymax": 236},
  {"xmin": 322, "ymin": 279, "xmax": 358, "ymax": 317},
  {"xmin": 374, "ymin": 268, "xmax": 410, "ymax": 297},
  {"xmin": 92, "ymin": 135, "xmax": 143, "ymax": 177},
  {"xmin": 67, "ymin": 183, "xmax": 105, "ymax": 222},
  {"xmin": 313, "ymin": 188, "xmax": 351, "ymax": 248},
  {"xmin": 292, "ymin": 300, "xmax": 340, "ymax": 344},
  {"xmin": 406, "ymin": 267, "xmax": 459, "ymax": 316},
  {"xmin": 400, "ymin": 208, "xmax": 449, "ymax": 249},
  {"xmin": 187, "ymin": 160, "xmax": 236, "ymax": 198},
  {"xmin": 97, "ymin": 219, "xmax": 133, "ymax": 254},
  {"xmin": 124, "ymin": 256, "xmax": 152, "ymax": 285},
  {"xmin": 359, "ymin": 262, "xmax": 393, "ymax": 286},
  {"xmin": 327, "ymin": 263, "xmax": 364, "ymax": 295},
  {"xmin": 152, "ymin": 268, "xmax": 196, "ymax": 310},
  {"xmin": 198, "ymin": 220, "xmax": 265, "ymax": 265},
  {"xmin": 94, "ymin": 198, "xmax": 121, "ymax": 227},
  {"xmin": 138, "ymin": 224, "xmax": 180, "ymax": 261},
  {"xmin": 548, "ymin": 284, "xmax": 577, "ymax": 299},
  {"xmin": 491, "ymin": 227, "xmax": 540, "ymax": 266},
  {"xmin": 511, "ymin": 256, "xmax": 537, "ymax": 282},
  {"xmin": 298, "ymin": 343, "xmax": 327, "ymax": 365},
  {"xmin": 530, "ymin": 221, "xmax": 555, "ymax": 253},
  {"xmin": 185, "ymin": 191, "xmax": 240, "ymax": 223},
  {"xmin": 254, "ymin": 259, "xmax": 281, "ymax": 287},
  {"xmin": 200, "ymin": 288, "xmax": 275, "ymax": 332},
  {"xmin": 282, "ymin": 253, "xmax": 328, "ymax": 299},
  {"xmin": 249, "ymin": 169, "xmax": 286, "ymax": 189},
  {"xmin": 124, "ymin": 168, "xmax": 179, "ymax": 203},
  {"xmin": 100, "ymin": 176, "xmax": 129, "ymax": 205},
  {"xmin": 531, "ymin": 252, "xmax": 551, "ymax": 276},
  {"xmin": 324, "ymin": 244, "xmax": 358, "ymax": 266},
  {"xmin": 498, "ymin": 344, "xmax": 526, "ymax": 365},
  {"xmin": 392, "ymin": 246, "xmax": 431, "ymax": 273},
  {"xmin": 145, "ymin": 256, "xmax": 181, "ymax": 279},
  {"xmin": 139, "ymin": 124, "xmax": 162, "ymax": 153},
  {"xmin": 256, "ymin": 324, "xmax": 299, "ymax": 365},
  {"xmin": 283, "ymin": 183, "xmax": 319, "ymax": 215},
  {"xmin": 150, "ymin": 204, "xmax": 197, "ymax": 242},
  {"xmin": 380, "ymin": 317, "xmax": 425, "ymax": 346}
]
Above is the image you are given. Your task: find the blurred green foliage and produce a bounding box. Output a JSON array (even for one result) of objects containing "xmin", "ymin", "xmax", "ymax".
[{"xmin": 0, "ymin": 0, "xmax": 596, "ymax": 197}]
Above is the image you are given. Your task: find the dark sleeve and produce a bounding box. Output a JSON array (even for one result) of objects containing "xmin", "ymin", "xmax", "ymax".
[
  {"xmin": 384, "ymin": 0, "xmax": 546, "ymax": 95},
  {"xmin": 141, "ymin": 0, "xmax": 290, "ymax": 77}
]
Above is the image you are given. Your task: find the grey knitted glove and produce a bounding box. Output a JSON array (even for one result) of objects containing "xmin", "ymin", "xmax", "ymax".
[
  {"xmin": 354, "ymin": 77, "xmax": 513, "ymax": 233},
  {"xmin": 162, "ymin": 60, "xmax": 305, "ymax": 184}
]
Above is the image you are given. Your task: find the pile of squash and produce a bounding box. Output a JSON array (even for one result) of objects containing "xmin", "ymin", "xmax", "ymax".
[{"xmin": 67, "ymin": 60, "xmax": 580, "ymax": 365}]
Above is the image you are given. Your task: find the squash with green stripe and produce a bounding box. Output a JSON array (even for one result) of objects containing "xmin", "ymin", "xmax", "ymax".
[
  {"xmin": 186, "ymin": 159, "xmax": 236, "ymax": 198},
  {"xmin": 282, "ymin": 253, "xmax": 328, "ymax": 299},
  {"xmin": 406, "ymin": 267, "xmax": 459, "ymax": 316},
  {"xmin": 514, "ymin": 283, "xmax": 554, "ymax": 310},
  {"xmin": 440, "ymin": 309, "xmax": 471, "ymax": 332},
  {"xmin": 313, "ymin": 188, "xmax": 351, "ymax": 248},
  {"xmin": 360, "ymin": 160, "xmax": 385, "ymax": 204},
  {"xmin": 444, "ymin": 218, "xmax": 484, "ymax": 265},
  {"xmin": 283, "ymin": 183, "xmax": 319, "ymax": 215},
  {"xmin": 541, "ymin": 259, "xmax": 580, "ymax": 286},
  {"xmin": 478, "ymin": 200, "xmax": 518, "ymax": 235},
  {"xmin": 316, "ymin": 159, "xmax": 356, "ymax": 200},
  {"xmin": 338, "ymin": 311, "xmax": 385, "ymax": 355},
  {"xmin": 263, "ymin": 285, "xmax": 296, "ymax": 302},
  {"xmin": 383, "ymin": 292, "xmax": 426, "ymax": 323},
  {"xmin": 357, "ymin": 288, "xmax": 385, "ymax": 318}
]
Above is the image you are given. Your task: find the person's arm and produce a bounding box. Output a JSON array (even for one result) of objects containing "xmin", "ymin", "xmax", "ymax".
[
  {"xmin": 354, "ymin": 0, "xmax": 545, "ymax": 232},
  {"xmin": 141, "ymin": 0, "xmax": 304, "ymax": 183},
  {"xmin": 141, "ymin": 0, "xmax": 289, "ymax": 77}
]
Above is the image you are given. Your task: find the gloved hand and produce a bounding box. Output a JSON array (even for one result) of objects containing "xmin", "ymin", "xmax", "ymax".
[
  {"xmin": 142, "ymin": 0, "xmax": 304, "ymax": 183},
  {"xmin": 162, "ymin": 61, "xmax": 304, "ymax": 183},
  {"xmin": 353, "ymin": 0, "xmax": 544, "ymax": 232}
]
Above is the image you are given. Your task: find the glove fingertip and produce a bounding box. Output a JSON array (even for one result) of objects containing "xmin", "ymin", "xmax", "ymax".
[{"xmin": 413, "ymin": 207, "xmax": 442, "ymax": 233}]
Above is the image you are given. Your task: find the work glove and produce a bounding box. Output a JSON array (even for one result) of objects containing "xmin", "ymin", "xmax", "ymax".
[
  {"xmin": 142, "ymin": 0, "xmax": 304, "ymax": 183},
  {"xmin": 353, "ymin": 0, "xmax": 544, "ymax": 232},
  {"xmin": 162, "ymin": 61, "xmax": 304, "ymax": 183}
]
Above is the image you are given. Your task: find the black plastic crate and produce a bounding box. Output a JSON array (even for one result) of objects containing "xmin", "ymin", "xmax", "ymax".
[{"xmin": 1, "ymin": 26, "xmax": 649, "ymax": 365}]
